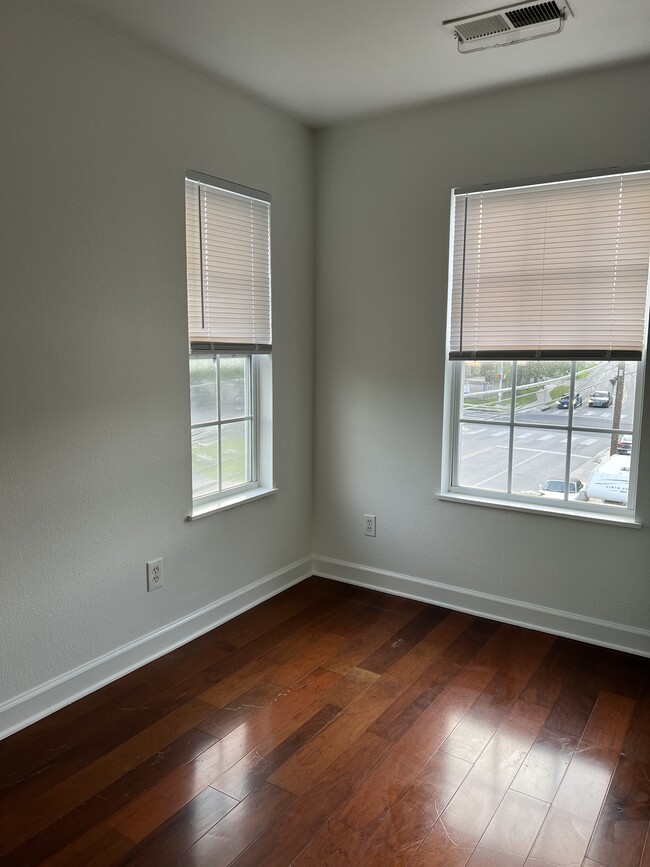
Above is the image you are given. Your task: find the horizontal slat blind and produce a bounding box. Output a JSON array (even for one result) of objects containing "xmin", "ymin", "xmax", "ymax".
[
  {"xmin": 449, "ymin": 170, "xmax": 650, "ymax": 360},
  {"xmin": 185, "ymin": 176, "xmax": 271, "ymax": 349}
]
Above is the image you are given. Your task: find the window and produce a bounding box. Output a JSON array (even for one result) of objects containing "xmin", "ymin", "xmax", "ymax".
[
  {"xmin": 185, "ymin": 172, "xmax": 273, "ymax": 516},
  {"xmin": 443, "ymin": 168, "xmax": 650, "ymax": 521}
]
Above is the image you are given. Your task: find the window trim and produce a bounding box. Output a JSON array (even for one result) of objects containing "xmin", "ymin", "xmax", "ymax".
[{"xmin": 187, "ymin": 352, "xmax": 274, "ymax": 518}]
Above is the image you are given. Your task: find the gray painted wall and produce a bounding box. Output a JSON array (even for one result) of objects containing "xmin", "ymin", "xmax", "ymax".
[
  {"xmin": 0, "ymin": 0, "xmax": 314, "ymax": 704},
  {"xmin": 313, "ymin": 62, "xmax": 650, "ymax": 630},
  {"xmin": 1, "ymin": 0, "xmax": 648, "ymax": 717}
]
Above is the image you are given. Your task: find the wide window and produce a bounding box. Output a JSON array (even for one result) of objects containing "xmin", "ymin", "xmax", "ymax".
[
  {"xmin": 443, "ymin": 168, "xmax": 650, "ymax": 521},
  {"xmin": 185, "ymin": 172, "xmax": 273, "ymax": 515}
]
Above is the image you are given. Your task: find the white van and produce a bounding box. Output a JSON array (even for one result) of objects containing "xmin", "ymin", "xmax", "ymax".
[{"xmin": 586, "ymin": 454, "xmax": 630, "ymax": 505}]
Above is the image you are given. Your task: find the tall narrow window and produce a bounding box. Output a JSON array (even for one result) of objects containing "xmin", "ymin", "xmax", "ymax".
[
  {"xmin": 185, "ymin": 172, "xmax": 273, "ymax": 515},
  {"xmin": 443, "ymin": 168, "xmax": 650, "ymax": 521}
]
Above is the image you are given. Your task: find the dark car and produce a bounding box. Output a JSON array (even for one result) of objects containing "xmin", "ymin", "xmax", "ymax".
[
  {"xmin": 557, "ymin": 392, "xmax": 582, "ymax": 409},
  {"xmin": 588, "ymin": 390, "xmax": 612, "ymax": 407}
]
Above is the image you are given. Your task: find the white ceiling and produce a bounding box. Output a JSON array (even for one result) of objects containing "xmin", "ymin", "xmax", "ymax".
[{"xmin": 51, "ymin": 0, "xmax": 650, "ymax": 126}]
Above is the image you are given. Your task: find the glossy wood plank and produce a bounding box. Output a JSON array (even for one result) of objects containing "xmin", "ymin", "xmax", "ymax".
[
  {"xmin": 520, "ymin": 637, "xmax": 582, "ymax": 708},
  {"xmin": 182, "ymin": 782, "xmax": 294, "ymax": 866},
  {"xmin": 410, "ymin": 700, "xmax": 550, "ymax": 867},
  {"xmin": 468, "ymin": 848, "xmax": 526, "ymax": 866},
  {"xmin": 293, "ymin": 678, "xmax": 485, "ymax": 867},
  {"xmin": 1, "ymin": 578, "xmax": 648, "ymax": 867},
  {"xmin": 213, "ymin": 702, "xmax": 342, "ymax": 800},
  {"xmin": 528, "ymin": 691, "xmax": 636, "ymax": 867},
  {"xmin": 510, "ymin": 728, "xmax": 578, "ymax": 803},
  {"xmin": 0, "ymin": 697, "xmax": 216, "ymax": 856},
  {"xmin": 357, "ymin": 605, "xmax": 450, "ymax": 674},
  {"xmin": 479, "ymin": 789, "xmax": 549, "ymax": 857},
  {"xmin": 116, "ymin": 786, "xmax": 238, "ymax": 866},
  {"xmin": 230, "ymin": 731, "xmax": 393, "ymax": 867},
  {"xmin": 40, "ymin": 824, "xmax": 133, "ymax": 867},
  {"xmin": 1, "ymin": 727, "xmax": 217, "ymax": 865},
  {"xmin": 586, "ymin": 753, "xmax": 650, "ymax": 867},
  {"xmin": 266, "ymin": 673, "xmax": 407, "ymax": 794},
  {"xmin": 196, "ymin": 681, "xmax": 285, "ymax": 739},
  {"xmin": 367, "ymin": 616, "xmax": 499, "ymax": 743},
  {"xmin": 107, "ymin": 667, "xmax": 339, "ymax": 842},
  {"xmin": 320, "ymin": 606, "xmax": 415, "ymax": 675},
  {"xmin": 641, "ymin": 829, "xmax": 650, "ymax": 867},
  {"xmin": 197, "ymin": 618, "xmax": 346, "ymax": 708},
  {"xmin": 362, "ymin": 751, "xmax": 471, "ymax": 866}
]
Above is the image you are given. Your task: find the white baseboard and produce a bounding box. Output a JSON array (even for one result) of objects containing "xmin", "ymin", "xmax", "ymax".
[
  {"xmin": 3, "ymin": 552, "xmax": 647, "ymax": 739},
  {"xmin": 0, "ymin": 557, "xmax": 312, "ymax": 741},
  {"xmin": 312, "ymin": 554, "xmax": 650, "ymax": 658}
]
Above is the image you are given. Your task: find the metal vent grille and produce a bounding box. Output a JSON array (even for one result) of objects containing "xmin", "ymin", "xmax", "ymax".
[
  {"xmin": 455, "ymin": 14, "xmax": 510, "ymax": 41},
  {"xmin": 506, "ymin": 1, "xmax": 563, "ymax": 28}
]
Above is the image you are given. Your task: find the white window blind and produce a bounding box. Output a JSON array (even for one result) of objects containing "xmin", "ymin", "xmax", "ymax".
[
  {"xmin": 185, "ymin": 173, "xmax": 271, "ymax": 351},
  {"xmin": 449, "ymin": 170, "xmax": 650, "ymax": 360}
]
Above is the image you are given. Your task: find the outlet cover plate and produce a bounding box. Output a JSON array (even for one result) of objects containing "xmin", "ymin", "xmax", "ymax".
[{"xmin": 146, "ymin": 559, "xmax": 163, "ymax": 591}]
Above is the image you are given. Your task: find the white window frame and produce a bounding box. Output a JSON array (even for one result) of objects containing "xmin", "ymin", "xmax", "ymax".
[
  {"xmin": 440, "ymin": 173, "xmax": 649, "ymax": 527},
  {"xmin": 188, "ymin": 351, "xmax": 274, "ymax": 519},
  {"xmin": 185, "ymin": 172, "xmax": 275, "ymax": 520},
  {"xmin": 441, "ymin": 359, "xmax": 645, "ymax": 525}
]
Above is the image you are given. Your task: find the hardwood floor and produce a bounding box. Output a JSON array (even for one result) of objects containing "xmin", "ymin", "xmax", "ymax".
[{"xmin": 1, "ymin": 576, "xmax": 648, "ymax": 866}]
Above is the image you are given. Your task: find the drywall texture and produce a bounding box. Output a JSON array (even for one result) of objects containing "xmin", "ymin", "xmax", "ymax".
[
  {"xmin": 0, "ymin": 0, "xmax": 314, "ymax": 703},
  {"xmin": 314, "ymin": 62, "xmax": 650, "ymax": 632}
]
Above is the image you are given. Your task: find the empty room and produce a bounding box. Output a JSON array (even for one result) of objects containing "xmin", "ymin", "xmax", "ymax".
[{"xmin": 1, "ymin": 0, "xmax": 649, "ymax": 864}]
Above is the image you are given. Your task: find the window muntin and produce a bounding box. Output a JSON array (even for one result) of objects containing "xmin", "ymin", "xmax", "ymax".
[
  {"xmin": 190, "ymin": 354, "xmax": 256, "ymax": 503},
  {"xmin": 450, "ymin": 359, "xmax": 641, "ymax": 514}
]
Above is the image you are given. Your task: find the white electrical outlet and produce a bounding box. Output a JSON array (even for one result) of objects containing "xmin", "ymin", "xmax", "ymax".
[
  {"xmin": 146, "ymin": 559, "xmax": 163, "ymax": 591},
  {"xmin": 364, "ymin": 514, "xmax": 376, "ymax": 537}
]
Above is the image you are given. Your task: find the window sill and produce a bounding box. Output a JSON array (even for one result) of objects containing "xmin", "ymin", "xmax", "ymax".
[
  {"xmin": 188, "ymin": 486, "xmax": 278, "ymax": 521},
  {"xmin": 436, "ymin": 492, "xmax": 641, "ymax": 528}
]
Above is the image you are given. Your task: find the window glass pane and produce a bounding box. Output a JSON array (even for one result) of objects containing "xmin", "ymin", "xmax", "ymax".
[
  {"xmin": 583, "ymin": 431, "xmax": 631, "ymax": 508},
  {"xmin": 512, "ymin": 361, "xmax": 571, "ymax": 427},
  {"xmin": 220, "ymin": 356, "xmax": 249, "ymax": 420},
  {"xmin": 191, "ymin": 427, "xmax": 220, "ymax": 499},
  {"xmin": 511, "ymin": 427, "xmax": 570, "ymax": 499},
  {"xmin": 461, "ymin": 361, "xmax": 513, "ymax": 421},
  {"xmin": 458, "ymin": 423, "xmax": 510, "ymax": 492},
  {"xmin": 189, "ymin": 357, "xmax": 218, "ymax": 424},
  {"xmin": 221, "ymin": 421, "xmax": 251, "ymax": 490},
  {"xmin": 580, "ymin": 361, "xmax": 636, "ymax": 432}
]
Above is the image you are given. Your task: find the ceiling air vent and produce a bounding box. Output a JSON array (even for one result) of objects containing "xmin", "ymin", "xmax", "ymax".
[{"xmin": 443, "ymin": 1, "xmax": 572, "ymax": 54}]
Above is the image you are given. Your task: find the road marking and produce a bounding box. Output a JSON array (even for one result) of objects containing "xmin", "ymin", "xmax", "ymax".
[
  {"xmin": 517, "ymin": 433, "xmax": 532, "ymax": 439},
  {"xmin": 490, "ymin": 430, "xmax": 509, "ymax": 437},
  {"xmin": 538, "ymin": 434, "xmax": 555, "ymax": 441},
  {"xmin": 475, "ymin": 451, "xmax": 540, "ymax": 487},
  {"xmin": 462, "ymin": 426, "xmax": 485, "ymax": 435},
  {"xmin": 581, "ymin": 438, "xmax": 597, "ymax": 446},
  {"xmin": 499, "ymin": 445, "xmax": 591, "ymax": 459},
  {"xmin": 584, "ymin": 411, "xmax": 595, "ymax": 416}
]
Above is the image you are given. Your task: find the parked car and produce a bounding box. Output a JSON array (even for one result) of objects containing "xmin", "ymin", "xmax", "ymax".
[
  {"xmin": 538, "ymin": 479, "xmax": 587, "ymax": 500},
  {"xmin": 586, "ymin": 454, "xmax": 629, "ymax": 505},
  {"xmin": 556, "ymin": 392, "xmax": 582, "ymax": 409},
  {"xmin": 617, "ymin": 435, "xmax": 633, "ymax": 455},
  {"xmin": 588, "ymin": 390, "xmax": 612, "ymax": 407}
]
